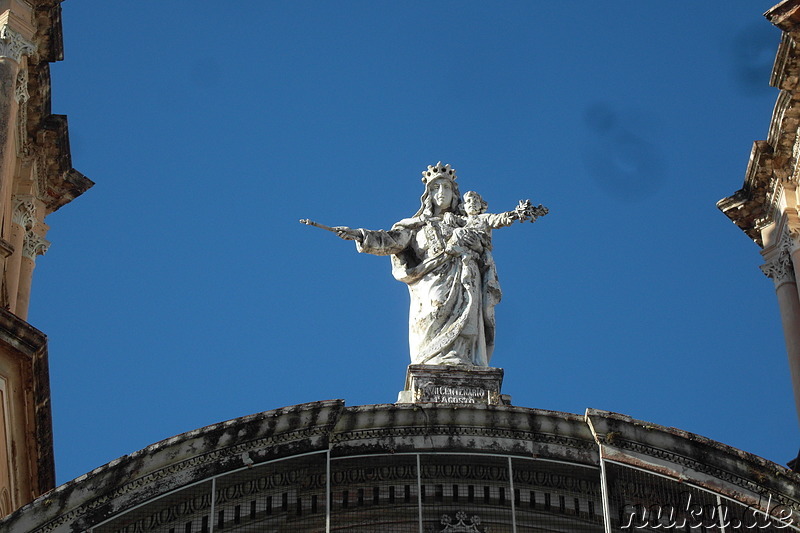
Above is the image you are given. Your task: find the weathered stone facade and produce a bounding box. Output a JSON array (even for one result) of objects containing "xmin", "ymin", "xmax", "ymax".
[
  {"xmin": 0, "ymin": 0, "xmax": 91, "ymax": 518},
  {"xmin": 1, "ymin": 401, "xmax": 797, "ymax": 532},
  {"xmin": 719, "ymin": 0, "xmax": 800, "ymax": 428}
]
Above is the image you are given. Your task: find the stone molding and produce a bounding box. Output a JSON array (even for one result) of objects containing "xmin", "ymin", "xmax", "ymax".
[
  {"xmin": 14, "ymin": 67, "xmax": 27, "ymax": 103},
  {"xmin": 771, "ymin": 32, "xmax": 797, "ymax": 88},
  {"xmin": 33, "ymin": 151, "xmax": 45, "ymax": 198},
  {"xmin": 0, "ymin": 306, "xmax": 52, "ymax": 496},
  {"xmin": 603, "ymin": 435, "xmax": 795, "ymax": 510},
  {"xmin": 0, "ymin": 305, "xmax": 46, "ymax": 357},
  {"xmin": 36, "ymin": 115, "xmax": 94, "ymax": 214},
  {"xmin": 16, "ymin": 67, "xmax": 30, "ymax": 157},
  {"xmin": 88, "ymin": 455, "xmax": 599, "ymax": 533},
  {"xmin": 329, "ymin": 424, "xmax": 596, "ymax": 455},
  {"xmin": 4, "ymin": 403, "xmax": 800, "ymax": 533},
  {"xmin": 767, "ymin": 2, "xmax": 800, "ymax": 32},
  {"xmin": 15, "ymin": 401, "xmax": 345, "ymax": 533},
  {"xmin": 718, "ymin": 26, "xmax": 800, "ymax": 246},
  {"xmin": 789, "ymin": 216, "xmax": 800, "ymax": 253},
  {"xmin": 586, "ymin": 408, "xmax": 800, "ymax": 515},
  {"xmin": 0, "ymin": 238, "xmax": 13, "ymax": 258},
  {"xmin": 0, "ymin": 25, "xmax": 35, "ymax": 64},
  {"xmin": 717, "ymin": 140, "xmax": 776, "ymax": 246}
]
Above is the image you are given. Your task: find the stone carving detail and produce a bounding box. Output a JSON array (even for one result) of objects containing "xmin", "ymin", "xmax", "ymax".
[
  {"xmin": 12, "ymin": 196, "xmax": 35, "ymax": 230},
  {"xmin": 437, "ymin": 511, "xmax": 486, "ymax": 533},
  {"xmin": 604, "ymin": 435, "xmax": 800, "ymax": 515},
  {"xmin": 301, "ymin": 162, "xmax": 548, "ymax": 367},
  {"xmin": 14, "ymin": 68, "xmax": 27, "ymax": 103},
  {"xmin": 0, "ymin": 25, "xmax": 35, "ymax": 63},
  {"xmin": 34, "ymin": 151, "xmax": 46, "ymax": 196},
  {"xmin": 403, "ymin": 365, "xmax": 504, "ymax": 405},
  {"xmin": 787, "ymin": 217, "xmax": 800, "ymax": 252},
  {"xmin": 15, "ymin": 68, "xmax": 29, "ymax": 157},
  {"xmin": 30, "ymin": 421, "xmax": 337, "ymax": 533},
  {"xmin": 12, "ymin": 196, "xmax": 49, "ymax": 260},
  {"xmin": 760, "ymin": 229, "xmax": 795, "ymax": 285},
  {"xmin": 22, "ymin": 231, "xmax": 48, "ymax": 260},
  {"xmin": 760, "ymin": 254, "xmax": 793, "ymax": 284},
  {"xmin": 513, "ymin": 467, "xmax": 601, "ymax": 495},
  {"xmin": 331, "ymin": 462, "xmax": 417, "ymax": 485},
  {"xmin": 15, "ymin": 101, "xmax": 27, "ymax": 157},
  {"xmin": 330, "ymin": 423, "xmax": 597, "ymax": 452},
  {"xmin": 120, "ymin": 463, "xmax": 327, "ymax": 532}
]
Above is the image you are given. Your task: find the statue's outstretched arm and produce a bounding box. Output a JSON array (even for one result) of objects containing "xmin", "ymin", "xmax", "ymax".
[
  {"xmin": 300, "ymin": 218, "xmax": 414, "ymax": 255},
  {"xmin": 514, "ymin": 200, "xmax": 549, "ymax": 222},
  {"xmin": 485, "ymin": 211, "xmax": 518, "ymax": 229},
  {"xmin": 299, "ymin": 219, "xmax": 362, "ymax": 242}
]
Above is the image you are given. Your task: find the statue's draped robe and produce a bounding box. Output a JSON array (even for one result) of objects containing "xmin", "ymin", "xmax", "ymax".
[{"xmin": 356, "ymin": 212, "xmax": 507, "ymax": 366}]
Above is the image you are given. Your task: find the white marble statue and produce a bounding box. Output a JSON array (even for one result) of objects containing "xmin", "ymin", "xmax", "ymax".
[{"xmin": 300, "ymin": 162, "xmax": 547, "ymax": 367}]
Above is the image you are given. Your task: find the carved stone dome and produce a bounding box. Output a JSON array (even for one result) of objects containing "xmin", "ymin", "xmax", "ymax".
[{"xmin": 2, "ymin": 400, "xmax": 798, "ymax": 532}]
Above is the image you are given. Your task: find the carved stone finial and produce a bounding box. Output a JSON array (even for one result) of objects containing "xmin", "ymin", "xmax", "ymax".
[{"xmin": 0, "ymin": 26, "xmax": 35, "ymax": 63}]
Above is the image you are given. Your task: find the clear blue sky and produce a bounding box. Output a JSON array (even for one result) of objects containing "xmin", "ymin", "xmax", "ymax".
[{"xmin": 33, "ymin": 1, "xmax": 791, "ymax": 485}]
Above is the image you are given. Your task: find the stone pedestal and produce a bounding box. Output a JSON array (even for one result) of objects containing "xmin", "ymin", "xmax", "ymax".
[{"xmin": 397, "ymin": 364, "xmax": 510, "ymax": 405}]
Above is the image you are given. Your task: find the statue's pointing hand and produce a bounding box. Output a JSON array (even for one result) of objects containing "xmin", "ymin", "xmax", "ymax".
[
  {"xmin": 298, "ymin": 219, "xmax": 363, "ymax": 243},
  {"xmin": 334, "ymin": 227, "xmax": 362, "ymax": 242}
]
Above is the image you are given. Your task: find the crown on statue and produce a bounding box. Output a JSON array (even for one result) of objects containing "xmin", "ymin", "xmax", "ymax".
[{"xmin": 421, "ymin": 161, "xmax": 457, "ymax": 184}]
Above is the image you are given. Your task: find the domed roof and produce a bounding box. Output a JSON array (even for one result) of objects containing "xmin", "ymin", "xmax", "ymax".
[{"xmin": 3, "ymin": 401, "xmax": 799, "ymax": 532}]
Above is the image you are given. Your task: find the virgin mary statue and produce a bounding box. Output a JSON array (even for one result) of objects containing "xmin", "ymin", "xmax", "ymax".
[{"xmin": 333, "ymin": 162, "xmax": 503, "ymax": 367}]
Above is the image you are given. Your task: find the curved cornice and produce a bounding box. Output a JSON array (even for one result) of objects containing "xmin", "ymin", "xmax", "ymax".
[
  {"xmin": 586, "ymin": 409, "xmax": 800, "ymax": 513},
  {"xmin": 2, "ymin": 402, "xmax": 798, "ymax": 532},
  {"xmin": 718, "ymin": 27, "xmax": 800, "ymax": 246}
]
